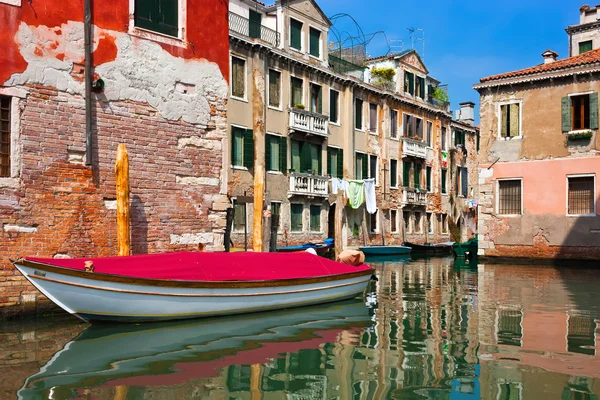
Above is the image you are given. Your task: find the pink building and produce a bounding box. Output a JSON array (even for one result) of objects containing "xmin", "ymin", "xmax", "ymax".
[{"xmin": 474, "ymin": 5, "xmax": 600, "ymax": 260}]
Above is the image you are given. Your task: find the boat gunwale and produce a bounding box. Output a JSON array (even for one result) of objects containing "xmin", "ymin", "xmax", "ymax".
[{"xmin": 16, "ymin": 259, "xmax": 375, "ymax": 289}]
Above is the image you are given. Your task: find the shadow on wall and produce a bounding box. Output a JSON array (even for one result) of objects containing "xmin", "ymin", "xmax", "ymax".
[
  {"xmin": 557, "ymin": 194, "xmax": 600, "ymax": 261},
  {"xmin": 130, "ymin": 195, "xmax": 148, "ymax": 254}
]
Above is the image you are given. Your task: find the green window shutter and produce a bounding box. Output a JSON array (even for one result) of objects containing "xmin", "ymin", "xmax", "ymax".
[
  {"xmin": 590, "ymin": 92, "xmax": 599, "ymax": 130},
  {"xmin": 355, "ymin": 99, "xmax": 362, "ymax": 129},
  {"xmin": 134, "ymin": 0, "xmax": 154, "ymax": 31},
  {"xmin": 279, "ymin": 136, "xmax": 287, "ymax": 172},
  {"xmin": 249, "ymin": 10, "xmax": 262, "ymax": 39},
  {"xmin": 327, "ymin": 147, "xmax": 332, "ymax": 176},
  {"xmin": 309, "ymin": 28, "xmax": 320, "ymax": 57},
  {"xmin": 158, "ymin": 0, "xmax": 178, "ymax": 37},
  {"xmin": 265, "ymin": 135, "xmax": 272, "ymax": 170},
  {"xmin": 441, "ymin": 169, "xmax": 447, "ymax": 194},
  {"xmin": 390, "ymin": 160, "xmax": 397, "ymax": 188},
  {"xmin": 291, "ymin": 140, "xmax": 300, "ymax": 172},
  {"xmin": 231, "ymin": 127, "xmax": 243, "ymax": 167},
  {"xmin": 408, "ymin": 73, "xmax": 415, "ymax": 95},
  {"xmin": 243, "ymin": 129, "xmax": 254, "ymax": 169},
  {"xmin": 362, "ymin": 155, "xmax": 368, "ymax": 180},
  {"xmin": 315, "ymin": 144, "xmax": 322, "ymax": 175},
  {"xmin": 330, "ymin": 90, "xmax": 338, "ymax": 123},
  {"xmin": 419, "ymin": 77, "xmax": 425, "ymax": 99},
  {"xmin": 562, "ymin": 97, "xmax": 572, "ymax": 132},
  {"xmin": 426, "ymin": 166, "xmax": 432, "ymax": 192},
  {"xmin": 337, "ymin": 149, "xmax": 344, "ymax": 178},
  {"xmin": 403, "ymin": 161, "xmax": 410, "ymax": 187},
  {"xmin": 290, "ymin": 19, "xmax": 302, "ymax": 50},
  {"xmin": 579, "ymin": 40, "xmax": 593, "ymax": 54},
  {"xmin": 414, "ymin": 164, "xmax": 421, "ymax": 189}
]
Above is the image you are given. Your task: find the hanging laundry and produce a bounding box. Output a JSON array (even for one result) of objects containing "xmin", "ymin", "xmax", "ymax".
[
  {"xmin": 363, "ymin": 178, "xmax": 377, "ymax": 214},
  {"xmin": 331, "ymin": 178, "xmax": 349, "ymax": 196},
  {"xmin": 347, "ymin": 180, "xmax": 365, "ymax": 209}
]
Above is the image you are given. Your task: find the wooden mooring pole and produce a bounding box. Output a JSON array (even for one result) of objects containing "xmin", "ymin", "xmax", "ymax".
[{"xmin": 115, "ymin": 144, "xmax": 131, "ymax": 256}]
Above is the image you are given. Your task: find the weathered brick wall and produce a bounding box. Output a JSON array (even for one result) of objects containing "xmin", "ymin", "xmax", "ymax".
[{"xmin": 0, "ymin": 84, "xmax": 228, "ymax": 312}]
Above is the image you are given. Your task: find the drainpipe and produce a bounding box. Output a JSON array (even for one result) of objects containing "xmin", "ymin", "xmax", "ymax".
[{"xmin": 84, "ymin": 0, "xmax": 93, "ymax": 165}]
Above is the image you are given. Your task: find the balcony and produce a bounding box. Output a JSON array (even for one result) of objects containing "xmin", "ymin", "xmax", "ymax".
[
  {"xmin": 402, "ymin": 188, "xmax": 427, "ymax": 207},
  {"xmin": 289, "ymin": 109, "xmax": 329, "ymax": 137},
  {"xmin": 289, "ymin": 173, "xmax": 329, "ymax": 197},
  {"xmin": 402, "ymin": 138, "xmax": 427, "ymax": 159},
  {"xmin": 229, "ymin": 12, "xmax": 280, "ymax": 47}
]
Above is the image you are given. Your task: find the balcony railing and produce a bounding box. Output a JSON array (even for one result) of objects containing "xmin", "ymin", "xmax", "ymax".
[
  {"xmin": 428, "ymin": 96, "xmax": 451, "ymax": 112},
  {"xmin": 289, "ymin": 108, "xmax": 329, "ymax": 137},
  {"xmin": 289, "ymin": 173, "xmax": 329, "ymax": 197},
  {"xmin": 229, "ymin": 12, "xmax": 280, "ymax": 47},
  {"xmin": 402, "ymin": 188, "xmax": 427, "ymax": 206},
  {"xmin": 402, "ymin": 138, "xmax": 427, "ymax": 159}
]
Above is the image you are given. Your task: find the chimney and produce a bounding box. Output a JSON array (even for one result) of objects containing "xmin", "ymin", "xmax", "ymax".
[
  {"xmin": 542, "ymin": 49, "xmax": 559, "ymax": 64},
  {"xmin": 457, "ymin": 102, "xmax": 475, "ymax": 126}
]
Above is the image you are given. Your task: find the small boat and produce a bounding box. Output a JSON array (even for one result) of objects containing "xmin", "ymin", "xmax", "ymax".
[
  {"xmin": 358, "ymin": 245, "xmax": 411, "ymax": 256},
  {"xmin": 17, "ymin": 301, "xmax": 370, "ymax": 399},
  {"xmin": 452, "ymin": 238, "xmax": 478, "ymax": 258},
  {"xmin": 277, "ymin": 238, "xmax": 334, "ymax": 254},
  {"xmin": 402, "ymin": 241, "xmax": 453, "ymax": 255},
  {"xmin": 11, "ymin": 252, "xmax": 373, "ymax": 323}
]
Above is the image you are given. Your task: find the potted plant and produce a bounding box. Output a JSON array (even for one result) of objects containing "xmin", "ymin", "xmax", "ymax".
[
  {"xmin": 295, "ymin": 104, "xmax": 305, "ymax": 110},
  {"xmin": 567, "ymin": 130, "xmax": 593, "ymax": 141}
]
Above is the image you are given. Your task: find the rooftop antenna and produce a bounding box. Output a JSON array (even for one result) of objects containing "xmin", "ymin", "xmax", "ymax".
[
  {"xmin": 407, "ymin": 27, "xmax": 426, "ymax": 59},
  {"xmin": 389, "ymin": 39, "xmax": 405, "ymax": 52}
]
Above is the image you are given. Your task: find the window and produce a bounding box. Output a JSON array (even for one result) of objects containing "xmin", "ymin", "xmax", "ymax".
[
  {"xmin": 290, "ymin": 18, "xmax": 302, "ymax": 51},
  {"xmin": 248, "ymin": 9, "xmax": 262, "ymax": 39},
  {"xmin": 309, "ymin": 27, "xmax": 321, "ymax": 58},
  {"xmin": 391, "ymin": 110, "xmax": 398, "ymax": 139},
  {"xmin": 498, "ymin": 179, "xmax": 522, "ymax": 215},
  {"xmin": 329, "ymin": 89, "xmax": 339, "ymax": 124},
  {"xmin": 355, "ymin": 152, "xmax": 367, "ymax": 179},
  {"xmin": 290, "ymin": 77, "xmax": 303, "ymax": 108},
  {"xmin": 233, "ymin": 201, "xmax": 247, "ymax": 232},
  {"xmin": 454, "ymin": 130, "xmax": 465, "ymax": 147},
  {"xmin": 403, "ymin": 211, "xmax": 411, "ymax": 233},
  {"xmin": 427, "ymin": 213, "xmax": 434, "ymax": 234},
  {"xmin": 455, "ymin": 167, "xmax": 461, "ymax": 195},
  {"xmin": 390, "ymin": 159, "xmax": 398, "ymax": 188},
  {"xmin": 426, "ymin": 121, "xmax": 432, "ymax": 146},
  {"xmin": 369, "ymin": 210, "xmax": 378, "ymax": 234},
  {"xmin": 391, "ymin": 209, "xmax": 398, "ymax": 233},
  {"xmin": 231, "ymin": 57, "xmax": 246, "ymax": 99},
  {"xmin": 309, "ymin": 83, "xmax": 322, "ymax": 114},
  {"xmin": 571, "ymin": 94, "xmax": 592, "ymax": 131},
  {"xmin": 355, "ymin": 98, "xmax": 363, "ymax": 130},
  {"xmin": 134, "ymin": 0, "xmax": 179, "ymax": 37},
  {"xmin": 414, "ymin": 212, "xmax": 422, "ymax": 234},
  {"xmin": 310, "ymin": 205, "xmax": 321, "ymax": 231},
  {"xmin": 290, "ymin": 140, "xmax": 321, "ymax": 174},
  {"xmin": 266, "ymin": 134, "xmax": 287, "ymax": 172},
  {"xmin": 369, "ymin": 103, "xmax": 378, "ymax": 132},
  {"xmin": 415, "ymin": 76, "xmax": 425, "ymax": 99},
  {"xmin": 568, "ymin": 176, "xmax": 595, "ymax": 215},
  {"xmin": 496, "ymin": 309, "xmax": 523, "ymax": 347},
  {"xmin": 0, "ymin": 96, "xmax": 10, "ymax": 178},
  {"xmin": 426, "ymin": 166, "xmax": 432, "ymax": 192},
  {"xmin": 413, "ymin": 163, "xmax": 421, "ymax": 190},
  {"xmin": 327, "ymin": 147, "xmax": 343, "ymax": 178},
  {"xmin": 290, "ymin": 204, "xmax": 303, "ymax": 231},
  {"xmin": 415, "ymin": 117, "xmax": 423, "ymax": 140},
  {"xmin": 369, "ymin": 154, "xmax": 378, "ymax": 183},
  {"xmin": 461, "ymin": 167, "xmax": 468, "ymax": 197},
  {"xmin": 567, "ymin": 314, "xmax": 596, "ymax": 355},
  {"xmin": 403, "ymin": 161, "xmax": 411, "ymax": 187},
  {"xmin": 579, "ymin": 40, "xmax": 593, "ymax": 54},
  {"xmin": 499, "ymin": 102, "xmax": 521, "ymax": 138},
  {"xmin": 403, "ymin": 114, "xmax": 413, "ymax": 137},
  {"xmin": 231, "ymin": 126, "xmax": 254, "ymax": 169},
  {"xmin": 441, "ymin": 168, "xmax": 447, "ymax": 194},
  {"xmin": 441, "ymin": 127, "xmax": 447, "ymax": 151},
  {"xmin": 268, "ymin": 69, "xmax": 281, "ymax": 109},
  {"xmin": 441, "ymin": 214, "xmax": 448, "ymax": 234},
  {"xmin": 404, "ymin": 71, "xmax": 414, "ymax": 95}
]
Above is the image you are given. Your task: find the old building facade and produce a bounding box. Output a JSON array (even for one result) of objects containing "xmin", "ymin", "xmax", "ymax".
[
  {"xmin": 0, "ymin": 0, "xmax": 230, "ymax": 313},
  {"xmin": 475, "ymin": 6, "xmax": 600, "ymax": 260},
  {"xmin": 227, "ymin": 0, "xmax": 479, "ymax": 251}
]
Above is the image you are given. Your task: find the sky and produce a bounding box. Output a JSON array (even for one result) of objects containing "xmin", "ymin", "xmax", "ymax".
[{"xmin": 317, "ymin": 0, "xmax": 585, "ymax": 124}]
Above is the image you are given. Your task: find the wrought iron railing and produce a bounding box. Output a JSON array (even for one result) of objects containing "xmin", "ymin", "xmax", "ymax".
[{"xmin": 229, "ymin": 12, "xmax": 280, "ymax": 47}]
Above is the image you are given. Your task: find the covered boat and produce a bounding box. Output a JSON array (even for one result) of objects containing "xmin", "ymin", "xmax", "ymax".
[
  {"xmin": 276, "ymin": 238, "xmax": 334, "ymax": 254},
  {"xmin": 12, "ymin": 252, "xmax": 373, "ymax": 323},
  {"xmin": 358, "ymin": 245, "xmax": 411, "ymax": 256},
  {"xmin": 402, "ymin": 241, "xmax": 453, "ymax": 255}
]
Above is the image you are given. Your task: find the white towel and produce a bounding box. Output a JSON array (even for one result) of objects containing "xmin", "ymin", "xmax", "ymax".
[
  {"xmin": 364, "ymin": 178, "xmax": 377, "ymax": 214},
  {"xmin": 331, "ymin": 178, "xmax": 349, "ymax": 196}
]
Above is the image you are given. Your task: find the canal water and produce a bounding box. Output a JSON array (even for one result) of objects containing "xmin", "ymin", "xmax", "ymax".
[{"xmin": 1, "ymin": 257, "xmax": 599, "ymax": 399}]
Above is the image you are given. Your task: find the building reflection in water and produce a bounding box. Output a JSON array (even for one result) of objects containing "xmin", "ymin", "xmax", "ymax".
[{"xmin": 3, "ymin": 259, "xmax": 600, "ymax": 399}]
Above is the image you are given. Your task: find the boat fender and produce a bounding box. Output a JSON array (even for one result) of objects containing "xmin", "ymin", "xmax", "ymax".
[{"xmin": 84, "ymin": 260, "xmax": 95, "ymax": 273}]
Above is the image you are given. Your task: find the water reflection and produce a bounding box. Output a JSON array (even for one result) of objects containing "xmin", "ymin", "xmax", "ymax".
[{"xmin": 4, "ymin": 258, "xmax": 600, "ymax": 399}]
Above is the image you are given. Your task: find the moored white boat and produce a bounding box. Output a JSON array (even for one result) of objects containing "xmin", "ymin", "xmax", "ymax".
[{"xmin": 12, "ymin": 252, "xmax": 374, "ymax": 323}]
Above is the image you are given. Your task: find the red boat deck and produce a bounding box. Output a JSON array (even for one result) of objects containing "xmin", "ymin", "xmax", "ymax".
[{"xmin": 25, "ymin": 252, "xmax": 372, "ymax": 282}]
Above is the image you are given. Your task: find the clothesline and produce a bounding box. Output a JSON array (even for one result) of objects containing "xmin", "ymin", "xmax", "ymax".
[{"xmin": 330, "ymin": 178, "xmax": 377, "ymax": 214}]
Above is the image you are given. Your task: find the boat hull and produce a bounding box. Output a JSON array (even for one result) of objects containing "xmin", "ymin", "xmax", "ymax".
[
  {"xmin": 403, "ymin": 241, "xmax": 453, "ymax": 255},
  {"xmin": 358, "ymin": 245, "xmax": 411, "ymax": 256},
  {"xmin": 14, "ymin": 261, "xmax": 372, "ymax": 323}
]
